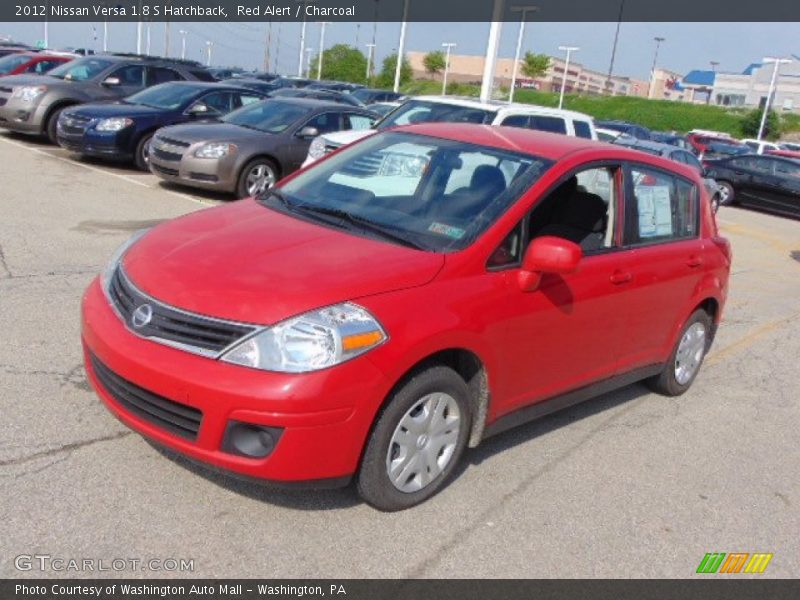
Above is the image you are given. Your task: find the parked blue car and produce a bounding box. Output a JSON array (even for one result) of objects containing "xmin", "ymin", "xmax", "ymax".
[{"xmin": 56, "ymin": 82, "xmax": 268, "ymax": 170}]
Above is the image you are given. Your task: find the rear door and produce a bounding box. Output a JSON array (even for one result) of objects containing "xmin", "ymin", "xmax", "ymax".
[{"xmin": 610, "ymin": 163, "xmax": 705, "ymax": 369}]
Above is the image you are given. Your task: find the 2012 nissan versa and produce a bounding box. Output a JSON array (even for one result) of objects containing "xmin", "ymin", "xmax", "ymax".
[{"xmin": 82, "ymin": 124, "xmax": 731, "ymax": 510}]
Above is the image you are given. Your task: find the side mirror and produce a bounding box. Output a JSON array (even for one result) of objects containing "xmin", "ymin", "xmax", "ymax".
[
  {"xmin": 101, "ymin": 76, "xmax": 120, "ymax": 87},
  {"xmin": 187, "ymin": 102, "xmax": 210, "ymax": 116},
  {"xmin": 296, "ymin": 125, "xmax": 319, "ymax": 140},
  {"xmin": 518, "ymin": 236, "xmax": 582, "ymax": 292}
]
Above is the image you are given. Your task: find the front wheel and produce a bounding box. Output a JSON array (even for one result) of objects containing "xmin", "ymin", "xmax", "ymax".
[
  {"xmin": 357, "ymin": 366, "xmax": 472, "ymax": 511},
  {"xmin": 236, "ymin": 158, "xmax": 278, "ymax": 199},
  {"xmin": 647, "ymin": 309, "xmax": 713, "ymax": 396},
  {"xmin": 134, "ymin": 133, "xmax": 153, "ymax": 171},
  {"xmin": 717, "ymin": 181, "xmax": 735, "ymax": 206},
  {"xmin": 45, "ymin": 107, "xmax": 67, "ymax": 144}
]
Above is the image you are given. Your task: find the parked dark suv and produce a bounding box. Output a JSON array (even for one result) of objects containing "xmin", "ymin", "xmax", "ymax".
[{"xmin": 0, "ymin": 54, "xmax": 214, "ymax": 143}]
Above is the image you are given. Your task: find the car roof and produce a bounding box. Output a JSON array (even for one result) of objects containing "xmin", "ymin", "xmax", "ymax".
[
  {"xmin": 407, "ymin": 95, "xmax": 594, "ymax": 121},
  {"xmin": 267, "ymin": 97, "xmax": 357, "ymax": 110},
  {"xmin": 615, "ymin": 138, "xmax": 685, "ymax": 155},
  {"xmin": 393, "ymin": 123, "xmax": 702, "ymax": 179}
]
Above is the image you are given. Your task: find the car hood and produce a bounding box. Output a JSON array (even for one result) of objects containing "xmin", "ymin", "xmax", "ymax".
[
  {"xmin": 67, "ymin": 101, "xmax": 168, "ymax": 119},
  {"xmin": 0, "ymin": 74, "xmax": 52, "ymax": 87},
  {"xmin": 156, "ymin": 121, "xmax": 263, "ymax": 143},
  {"xmin": 123, "ymin": 198, "xmax": 444, "ymax": 325},
  {"xmin": 321, "ymin": 128, "xmax": 376, "ymax": 147}
]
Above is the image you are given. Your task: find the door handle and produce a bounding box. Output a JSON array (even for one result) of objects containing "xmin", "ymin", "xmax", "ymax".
[
  {"xmin": 610, "ymin": 270, "xmax": 633, "ymax": 285},
  {"xmin": 687, "ymin": 255, "xmax": 703, "ymax": 268}
]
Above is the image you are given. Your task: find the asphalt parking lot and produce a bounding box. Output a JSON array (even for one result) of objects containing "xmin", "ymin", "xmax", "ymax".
[{"xmin": 1, "ymin": 132, "xmax": 798, "ymax": 579}]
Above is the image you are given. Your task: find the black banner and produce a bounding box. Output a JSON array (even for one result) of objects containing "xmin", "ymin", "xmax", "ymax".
[
  {"xmin": 4, "ymin": 0, "xmax": 800, "ymax": 23},
  {"xmin": 3, "ymin": 580, "xmax": 800, "ymax": 600}
]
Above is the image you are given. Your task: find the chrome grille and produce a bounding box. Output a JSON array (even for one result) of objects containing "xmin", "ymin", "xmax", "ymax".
[
  {"xmin": 107, "ymin": 266, "xmax": 258, "ymax": 357},
  {"xmin": 152, "ymin": 135, "xmax": 190, "ymax": 161},
  {"xmin": 59, "ymin": 114, "xmax": 92, "ymax": 136}
]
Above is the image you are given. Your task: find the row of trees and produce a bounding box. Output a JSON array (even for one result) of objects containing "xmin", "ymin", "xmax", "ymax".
[
  {"xmin": 422, "ymin": 50, "xmax": 550, "ymax": 80},
  {"xmin": 309, "ymin": 44, "xmax": 412, "ymax": 88},
  {"xmin": 309, "ymin": 44, "xmax": 551, "ymax": 89}
]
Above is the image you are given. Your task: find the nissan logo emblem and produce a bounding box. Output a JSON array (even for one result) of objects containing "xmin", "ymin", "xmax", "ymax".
[{"xmin": 131, "ymin": 304, "xmax": 153, "ymax": 329}]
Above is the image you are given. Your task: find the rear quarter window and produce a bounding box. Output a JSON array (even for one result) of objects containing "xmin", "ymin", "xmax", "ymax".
[
  {"xmin": 573, "ymin": 121, "xmax": 593, "ymax": 139},
  {"xmin": 529, "ymin": 116, "xmax": 567, "ymax": 135}
]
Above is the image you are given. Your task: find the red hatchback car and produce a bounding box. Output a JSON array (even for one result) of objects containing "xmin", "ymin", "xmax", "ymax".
[
  {"xmin": 82, "ymin": 124, "xmax": 731, "ymax": 510},
  {"xmin": 0, "ymin": 52, "xmax": 72, "ymax": 77}
]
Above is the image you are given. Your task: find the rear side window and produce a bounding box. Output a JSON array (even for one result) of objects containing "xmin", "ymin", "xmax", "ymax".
[
  {"xmin": 190, "ymin": 69, "xmax": 217, "ymax": 82},
  {"xmin": 529, "ymin": 116, "xmax": 567, "ymax": 135},
  {"xmin": 501, "ymin": 115, "xmax": 529, "ymax": 128},
  {"xmin": 150, "ymin": 67, "xmax": 184, "ymax": 84},
  {"xmin": 626, "ymin": 166, "xmax": 699, "ymax": 245},
  {"xmin": 573, "ymin": 121, "xmax": 593, "ymax": 139}
]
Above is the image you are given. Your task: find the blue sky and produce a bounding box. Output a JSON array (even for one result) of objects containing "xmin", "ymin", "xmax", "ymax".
[{"xmin": 2, "ymin": 21, "xmax": 798, "ymax": 78}]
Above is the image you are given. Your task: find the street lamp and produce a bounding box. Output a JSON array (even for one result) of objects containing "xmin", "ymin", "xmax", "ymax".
[
  {"xmin": 508, "ymin": 4, "xmax": 539, "ymax": 102},
  {"xmin": 179, "ymin": 30, "xmax": 187, "ymax": 60},
  {"xmin": 441, "ymin": 42, "xmax": 456, "ymax": 95},
  {"xmin": 479, "ymin": 0, "xmax": 505, "ymax": 103},
  {"xmin": 317, "ymin": 22, "xmax": 329, "ymax": 80},
  {"xmin": 365, "ymin": 43, "xmax": 376, "ymax": 83},
  {"xmin": 205, "ymin": 41, "xmax": 214, "ymax": 67},
  {"xmin": 393, "ymin": 0, "xmax": 410, "ymax": 93},
  {"xmin": 605, "ymin": 0, "xmax": 625, "ymax": 95},
  {"xmin": 647, "ymin": 36, "xmax": 665, "ymax": 99},
  {"xmin": 710, "ymin": 60, "xmax": 719, "ymax": 72},
  {"xmin": 557, "ymin": 45, "xmax": 579, "ymax": 109},
  {"xmin": 296, "ymin": 0, "xmax": 316, "ymax": 77},
  {"xmin": 305, "ymin": 48, "xmax": 314, "ymax": 79},
  {"xmin": 757, "ymin": 57, "xmax": 792, "ymax": 141}
]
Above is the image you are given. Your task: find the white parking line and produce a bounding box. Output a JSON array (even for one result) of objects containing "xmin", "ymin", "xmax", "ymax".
[{"xmin": 0, "ymin": 134, "xmax": 219, "ymax": 207}]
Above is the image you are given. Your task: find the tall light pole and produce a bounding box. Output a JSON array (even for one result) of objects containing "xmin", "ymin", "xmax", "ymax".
[
  {"xmin": 605, "ymin": 0, "xmax": 625, "ymax": 94},
  {"xmin": 164, "ymin": 21, "xmax": 171, "ymax": 58},
  {"xmin": 479, "ymin": 0, "xmax": 506, "ymax": 103},
  {"xmin": 145, "ymin": 22, "xmax": 151, "ymax": 55},
  {"xmin": 647, "ymin": 36, "xmax": 665, "ymax": 99},
  {"xmin": 305, "ymin": 48, "xmax": 314, "ymax": 78},
  {"xmin": 557, "ymin": 45, "xmax": 578, "ymax": 109},
  {"xmin": 758, "ymin": 57, "xmax": 792, "ymax": 141},
  {"xmin": 205, "ymin": 41, "xmax": 214, "ymax": 67},
  {"xmin": 710, "ymin": 60, "xmax": 719, "ymax": 72},
  {"xmin": 179, "ymin": 30, "xmax": 187, "ymax": 60},
  {"xmin": 441, "ymin": 42, "xmax": 456, "ymax": 95},
  {"xmin": 371, "ymin": 0, "xmax": 379, "ymax": 77},
  {"xmin": 264, "ymin": 22, "xmax": 272, "ymax": 72},
  {"xmin": 136, "ymin": 21, "xmax": 143, "ymax": 54},
  {"xmin": 317, "ymin": 22, "xmax": 329, "ymax": 80},
  {"xmin": 103, "ymin": 21, "xmax": 108, "ymax": 52},
  {"xmin": 296, "ymin": 1, "xmax": 315, "ymax": 77},
  {"xmin": 43, "ymin": 1, "xmax": 49, "ymax": 48},
  {"xmin": 508, "ymin": 5, "xmax": 538, "ymax": 102},
  {"xmin": 365, "ymin": 43, "xmax": 376, "ymax": 83},
  {"xmin": 393, "ymin": 0, "xmax": 410, "ymax": 93}
]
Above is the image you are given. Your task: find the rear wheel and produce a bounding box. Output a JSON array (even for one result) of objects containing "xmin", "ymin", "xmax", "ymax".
[
  {"xmin": 236, "ymin": 158, "xmax": 278, "ymax": 199},
  {"xmin": 357, "ymin": 366, "xmax": 471, "ymax": 511},
  {"xmin": 45, "ymin": 106, "xmax": 68, "ymax": 144},
  {"xmin": 717, "ymin": 181, "xmax": 735, "ymax": 206},
  {"xmin": 646, "ymin": 309, "xmax": 713, "ymax": 396},
  {"xmin": 134, "ymin": 133, "xmax": 154, "ymax": 171}
]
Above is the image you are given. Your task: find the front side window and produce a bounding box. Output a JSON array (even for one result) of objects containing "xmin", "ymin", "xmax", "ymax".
[
  {"xmin": 270, "ymin": 132, "xmax": 552, "ymax": 252},
  {"xmin": 48, "ymin": 57, "xmax": 114, "ymax": 81},
  {"xmin": 529, "ymin": 116, "xmax": 568, "ymax": 135},
  {"xmin": 501, "ymin": 115, "xmax": 529, "ymax": 128},
  {"xmin": 200, "ymin": 91, "xmax": 235, "ymax": 114},
  {"xmin": 0, "ymin": 53, "xmax": 31, "ymax": 74},
  {"xmin": 111, "ymin": 65, "xmax": 147, "ymax": 87},
  {"xmin": 303, "ymin": 112, "xmax": 342, "ymax": 135},
  {"xmin": 626, "ymin": 166, "xmax": 698, "ymax": 245}
]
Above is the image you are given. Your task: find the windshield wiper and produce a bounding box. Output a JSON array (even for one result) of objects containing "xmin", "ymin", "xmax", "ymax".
[{"xmin": 292, "ymin": 204, "xmax": 427, "ymax": 250}]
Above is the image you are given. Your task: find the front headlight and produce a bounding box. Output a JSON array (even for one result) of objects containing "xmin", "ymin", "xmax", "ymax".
[
  {"xmin": 12, "ymin": 85, "xmax": 47, "ymax": 102},
  {"xmin": 101, "ymin": 229, "xmax": 150, "ymax": 295},
  {"xmin": 194, "ymin": 142, "xmax": 236, "ymax": 159},
  {"xmin": 96, "ymin": 117, "xmax": 134, "ymax": 132},
  {"xmin": 221, "ymin": 303, "xmax": 387, "ymax": 373},
  {"xmin": 307, "ymin": 136, "xmax": 326, "ymax": 159}
]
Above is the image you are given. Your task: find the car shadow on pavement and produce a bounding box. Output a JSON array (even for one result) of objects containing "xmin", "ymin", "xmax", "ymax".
[
  {"xmin": 791, "ymin": 250, "xmax": 800, "ymax": 262},
  {"xmin": 461, "ymin": 382, "xmax": 651, "ymax": 470},
  {"xmin": 148, "ymin": 441, "xmax": 361, "ymax": 511},
  {"xmin": 156, "ymin": 180, "xmax": 235, "ymax": 203}
]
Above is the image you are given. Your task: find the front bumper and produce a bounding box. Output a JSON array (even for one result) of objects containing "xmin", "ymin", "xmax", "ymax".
[
  {"xmin": 81, "ymin": 276, "xmax": 392, "ymax": 484},
  {"xmin": 0, "ymin": 94, "xmax": 48, "ymax": 134},
  {"xmin": 149, "ymin": 142, "xmax": 238, "ymax": 194},
  {"xmin": 56, "ymin": 128, "xmax": 133, "ymax": 160}
]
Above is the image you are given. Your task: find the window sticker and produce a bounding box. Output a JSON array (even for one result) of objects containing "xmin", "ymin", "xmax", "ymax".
[
  {"xmin": 428, "ymin": 222, "xmax": 466, "ymax": 239},
  {"xmin": 636, "ymin": 185, "xmax": 673, "ymax": 238}
]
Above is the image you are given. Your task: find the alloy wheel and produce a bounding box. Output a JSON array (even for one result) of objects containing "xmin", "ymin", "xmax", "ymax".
[
  {"xmin": 245, "ymin": 163, "xmax": 276, "ymax": 196},
  {"xmin": 674, "ymin": 322, "xmax": 707, "ymax": 385}
]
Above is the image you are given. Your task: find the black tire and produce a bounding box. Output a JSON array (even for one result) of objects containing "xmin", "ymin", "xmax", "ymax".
[
  {"xmin": 717, "ymin": 181, "xmax": 735, "ymax": 206},
  {"xmin": 646, "ymin": 309, "xmax": 713, "ymax": 396},
  {"xmin": 45, "ymin": 106, "xmax": 68, "ymax": 144},
  {"xmin": 235, "ymin": 157, "xmax": 279, "ymax": 199},
  {"xmin": 357, "ymin": 365, "xmax": 472, "ymax": 511},
  {"xmin": 134, "ymin": 133, "xmax": 154, "ymax": 171}
]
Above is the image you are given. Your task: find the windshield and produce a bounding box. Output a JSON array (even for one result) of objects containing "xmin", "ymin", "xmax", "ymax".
[
  {"xmin": 351, "ymin": 89, "xmax": 376, "ymax": 103},
  {"xmin": 0, "ymin": 53, "xmax": 31, "ymax": 74},
  {"xmin": 268, "ymin": 131, "xmax": 552, "ymax": 252},
  {"xmin": 222, "ymin": 100, "xmax": 307, "ymax": 133},
  {"xmin": 376, "ymin": 100, "xmax": 495, "ymax": 131},
  {"xmin": 48, "ymin": 57, "xmax": 113, "ymax": 81},
  {"xmin": 125, "ymin": 83, "xmax": 202, "ymax": 110}
]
